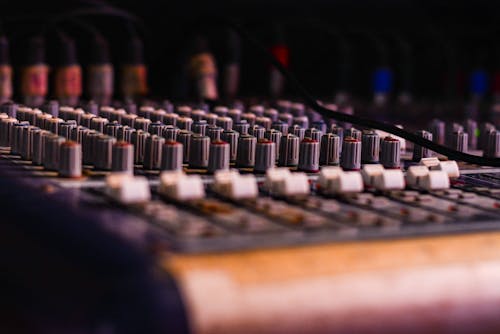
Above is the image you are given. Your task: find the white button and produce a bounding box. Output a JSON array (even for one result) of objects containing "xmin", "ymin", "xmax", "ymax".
[
  {"xmin": 106, "ymin": 173, "xmax": 151, "ymax": 204},
  {"xmin": 214, "ymin": 169, "xmax": 258, "ymax": 199},
  {"xmin": 318, "ymin": 166, "xmax": 363, "ymax": 194},
  {"xmin": 159, "ymin": 171, "xmax": 205, "ymax": 200}
]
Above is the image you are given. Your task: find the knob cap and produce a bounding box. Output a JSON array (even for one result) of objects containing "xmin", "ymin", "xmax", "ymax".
[
  {"xmin": 204, "ymin": 113, "xmax": 218, "ymax": 126},
  {"xmin": 112, "ymin": 141, "xmax": 134, "ymax": 174},
  {"xmin": 161, "ymin": 140, "xmax": 183, "ymax": 171},
  {"xmin": 20, "ymin": 125, "xmax": 40, "ymax": 160},
  {"xmin": 278, "ymin": 133, "xmax": 299, "ymax": 167},
  {"xmin": 451, "ymin": 131, "xmax": 468, "ymax": 153},
  {"xmin": 131, "ymin": 130, "xmax": 150, "ymax": 164},
  {"xmin": 208, "ymin": 140, "xmax": 230, "ymax": 173},
  {"xmin": 465, "ymin": 119, "xmax": 478, "ymax": 150},
  {"xmin": 380, "ymin": 136, "xmax": 401, "ymax": 169},
  {"xmin": 221, "ymin": 130, "xmax": 239, "ymax": 162},
  {"xmin": 105, "ymin": 121, "xmax": 122, "ymax": 137},
  {"xmin": 177, "ymin": 130, "xmax": 192, "ymax": 164},
  {"xmin": 117, "ymin": 126, "xmax": 136, "ymax": 142},
  {"xmin": 163, "ymin": 125, "xmax": 179, "ymax": 141},
  {"xmin": 249, "ymin": 125, "xmax": 265, "ymax": 140},
  {"xmin": 241, "ymin": 112, "xmax": 256, "ymax": 126},
  {"xmin": 234, "ymin": 121, "xmax": 249, "ymax": 135},
  {"xmin": 0, "ymin": 117, "xmax": 18, "ymax": 147},
  {"xmin": 143, "ymin": 135, "xmax": 165, "ymax": 170},
  {"xmin": 59, "ymin": 141, "xmax": 82, "ymax": 178},
  {"xmin": 340, "ymin": 137, "xmax": 361, "ymax": 170},
  {"xmin": 291, "ymin": 125, "xmax": 305, "ymax": 141},
  {"xmin": 228, "ymin": 108, "xmax": 242, "ymax": 122},
  {"xmin": 120, "ymin": 113, "xmax": 137, "ymax": 127},
  {"xmin": 361, "ymin": 130, "xmax": 380, "ymax": 164},
  {"xmin": 272, "ymin": 121, "xmax": 289, "ymax": 136},
  {"xmin": 1, "ymin": 101, "xmax": 18, "ymax": 118},
  {"xmin": 265, "ymin": 129, "xmax": 282, "ymax": 160},
  {"xmin": 151, "ymin": 109, "xmax": 167, "ymax": 123},
  {"xmin": 264, "ymin": 108, "xmax": 279, "ymax": 122},
  {"xmin": 236, "ymin": 134, "xmax": 257, "ymax": 168},
  {"xmin": 59, "ymin": 121, "xmax": 77, "ymax": 140},
  {"xmin": 320, "ymin": 133, "xmax": 340, "ymax": 166},
  {"xmin": 412, "ymin": 130, "xmax": 433, "ymax": 161},
  {"xmin": 133, "ymin": 117, "xmax": 151, "ymax": 132},
  {"xmin": 191, "ymin": 109, "xmax": 206, "ymax": 122},
  {"xmin": 279, "ymin": 112, "xmax": 293, "ymax": 126},
  {"xmin": 163, "ymin": 112, "xmax": 179, "ymax": 126},
  {"xmin": 254, "ymin": 138, "xmax": 276, "ymax": 173},
  {"xmin": 256, "ymin": 116, "xmax": 272, "ymax": 130},
  {"xmin": 429, "ymin": 119, "xmax": 445, "ymax": 145},
  {"xmin": 484, "ymin": 130, "xmax": 500, "ymax": 158},
  {"xmin": 207, "ymin": 126, "xmax": 223, "ymax": 142},
  {"xmin": 94, "ymin": 135, "xmax": 116, "ymax": 170},
  {"xmin": 293, "ymin": 116, "xmax": 309, "ymax": 129},
  {"xmin": 80, "ymin": 113, "xmax": 96, "ymax": 128},
  {"xmin": 479, "ymin": 122, "xmax": 496, "ymax": 150},
  {"xmin": 345, "ymin": 127, "xmax": 362, "ymax": 141},
  {"xmin": 11, "ymin": 121, "xmax": 29, "ymax": 155},
  {"xmin": 192, "ymin": 120, "xmax": 208, "ymax": 136},
  {"xmin": 32, "ymin": 129, "xmax": 51, "ymax": 165},
  {"xmin": 148, "ymin": 121, "xmax": 166, "ymax": 136},
  {"xmin": 177, "ymin": 116, "xmax": 193, "ymax": 131},
  {"xmin": 216, "ymin": 116, "xmax": 233, "ymax": 131},
  {"xmin": 189, "ymin": 135, "xmax": 210, "ymax": 169},
  {"xmin": 43, "ymin": 135, "xmax": 65, "ymax": 171},
  {"xmin": 304, "ymin": 128, "xmax": 323, "ymax": 142},
  {"xmin": 298, "ymin": 138, "xmax": 320, "ymax": 172},
  {"xmin": 176, "ymin": 105, "xmax": 192, "ymax": 117}
]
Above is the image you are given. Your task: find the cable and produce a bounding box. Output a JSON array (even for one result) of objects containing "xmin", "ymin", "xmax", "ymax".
[{"xmin": 219, "ymin": 19, "xmax": 500, "ymax": 167}]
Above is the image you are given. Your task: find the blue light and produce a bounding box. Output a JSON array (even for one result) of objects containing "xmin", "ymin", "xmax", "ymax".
[
  {"xmin": 470, "ymin": 70, "xmax": 488, "ymax": 95},
  {"xmin": 373, "ymin": 68, "xmax": 392, "ymax": 94}
]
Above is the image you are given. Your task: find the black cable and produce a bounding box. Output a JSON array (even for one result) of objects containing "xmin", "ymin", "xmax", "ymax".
[{"xmin": 221, "ymin": 19, "xmax": 500, "ymax": 167}]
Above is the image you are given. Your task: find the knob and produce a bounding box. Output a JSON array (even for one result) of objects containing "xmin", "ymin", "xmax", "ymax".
[
  {"xmin": 465, "ymin": 119, "xmax": 478, "ymax": 150},
  {"xmin": 45, "ymin": 117, "xmax": 63, "ymax": 134},
  {"xmin": 94, "ymin": 135, "xmax": 116, "ymax": 170},
  {"xmin": 133, "ymin": 117, "xmax": 151, "ymax": 132},
  {"xmin": 241, "ymin": 112, "xmax": 256, "ymax": 126},
  {"xmin": 320, "ymin": 133, "xmax": 340, "ymax": 166},
  {"xmin": 298, "ymin": 138, "xmax": 320, "ymax": 172},
  {"xmin": 83, "ymin": 101, "xmax": 99, "ymax": 115},
  {"xmin": 446, "ymin": 123, "xmax": 464, "ymax": 147},
  {"xmin": 164, "ymin": 112, "xmax": 179, "ymax": 127},
  {"xmin": 479, "ymin": 122, "xmax": 496, "ymax": 150},
  {"xmin": 213, "ymin": 106, "xmax": 228, "ymax": 117},
  {"xmin": 249, "ymin": 125, "xmax": 265, "ymax": 140},
  {"xmin": 147, "ymin": 121, "xmax": 166, "ymax": 136},
  {"xmin": 216, "ymin": 116, "xmax": 233, "ymax": 131},
  {"xmin": 43, "ymin": 135, "xmax": 65, "ymax": 171},
  {"xmin": 163, "ymin": 125, "xmax": 179, "ymax": 141},
  {"xmin": 264, "ymin": 108, "xmax": 279, "ymax": 122},
  {"xmin": 305, "ymin": 128, "xmax": 322, "ymax": 142},
  {"xmin": 161, "ymin": 140, "xmax": 183, "ymax": 171},
  {"xmin": 177, "ymin": 116, "xmax": 193, "ymax": 131},
  {"xmin": 204, "ymin": 113, "xmax": 218, "ymax": 126},
  {"xmin": 291, "ymin": 125, "xmax": 305, "ymax": 141},
  {"xmin": 412, "ymin": 130, "xmax": 433, "ymax": 161},
  {"xmin": 451, "ymin": 131, "xmax": 468, "ymax": 153},
  {"xmin": 177, "ymin": 130, "xmax": 192, "ymax": 164},
  {"xmin": 112, "ymin": 141, "xmax": 134, "ymax": 174},
  {"xmin": 293, "ymin": 116, "xmax": 309, "ymax": 129},
  {"xmin": 272, "ymin": 121, "xmax": 289, "ymax": 136},
  {"xmin": 236, "ymin": 134, "xmax": 257, "ymax": 168},
  {"xmin": 249, "ymin": 105, "xmax": 264, "ymax": 117},
  {"xmin": 256, "ymin": 116, "xmax": 272, "ymax": 130},
  {"xmin": 221, "ymin": 130, "xmax": 239, "ymax": 162},
  {"xmin": 265, "ymin": 129, "xmax": 282, "ymax": 160},
  {"xmin": 80, "ymin": 113, "xmax": 96, "ymax": 128},
  {"xmin": 131, "ymin": 130, "xmax": 150, "ymax": 164},
  {"xmin": 82, "ymin": 130, "xmax": 100, "ymax": 165},
  {"xmin": 0, "ymin": 117, "xmax": 18, "ymax": 147},
  {"xmin": 234, "ymin": 120, "xmax": 250, "ymax": 135},
  {"xmin": 177, "ymin": 105, "xmax": 192, "ymax": 117},
  {"xmin": 207, "ymin": 126, "xmax": 223, "ymax": 142},
  {"xmin": 109, "ymin": 109, "xmax": 125, "ymax": 123},
  {"xmin": 90, "ymin": 117, "xmax": 109, "ymax": 133},
  {"xmin": 20, "ymin": 125, "xmax": 40, "ymax": 160},
  {"xmin": 279, "ymin": 112, "xmax": 293, "ymax": 126},
  {"xmin": 192, "ymin": 120, "xmax": 208, "ymax": 136},
  {"xmin": 138, "ymin": 106, "xmax": 154, "ymax": 119},
  {"xmin": 70, "ymin": 126, "xmax": 88, "ymax": 144},
  {"xmin": 11, "ymin": 121, "xmax": 29, "ymax": 155},
  {"xmin": 291, "ymin": 103, "xmax": 305, "ymax": 117},
  {"xmin": 191, "ymin": 109, "xmax": 206, "ymax": 122},
  {"xmin": 189, "ymin": 135, "xmax": 210, "ymax": 169},
  {"xmin": 345, "ymin": 127, "xmax": 362, "ymax": 141},
  {"xmin": 380, "ymin": 136, "xmax": 401, "ymax": 169},
  {"xmin": 278, "ymin": 133, "xmax": 299, "ymax": 167},
  {"xmin": 329, "ymin": 125, "xmax": 344, "ymax": 146},
  {"xmin": 143, "ymin": 135, "xmax": 165, "ymax": 170},
  {"xmin": 1, "ymin": 101, "xmax": 18, "ymax": 118},
  {"xmin": 340, "ymin": 137, "xmax": 361, "ymax": 170},
  {"xmin": 228, "ymin": 108, "xmax": 242, "ymax": 122},
  {"xmin": 429, "ymin": 119, "xmax": 445, "ymax": 145},
  {"xmin": 361, "ymin": 130, "xmax": 380, "ymax": 164},
  {"xmin": 59, "ymin": 141, "xmax": 82, "ymax": 178},
  {"xmin": 254, "ymin": 138, "xmax": 276, "ymax": 173},
  {"xmin": 311, "ymin": 120, "xmax": 327, "ymax": 133},
  {"xmin": 208, "ymin": 140, "xmax": 230, "ymax": 173},
  {"xmin": 151, "ymin": 109, "xmax": 167, "ymax": 123},
  {"xmin": 99, "ymin": 106, "xmax": 114, "ymax": 119},
  {"xmin": 32, "ymin": 129, "xmax": 51, "ymax": 165},
  {"xmin": 105, "ymin": 121, "xmax": 122, "ymax": 137},
  {"xmin": 484, "ymin": 130, "xmax": 500, "ymax": 158},
  {"xmin": 121, "ymin": 113, "xmax": 137, "ymax": 127},
  {"xmin": 59, "ymin": 121, "xmax": 77, "ymax": 140},
  {"xmin": 117, "ymin": 126, "xmax": 136, "ymax": 143}
]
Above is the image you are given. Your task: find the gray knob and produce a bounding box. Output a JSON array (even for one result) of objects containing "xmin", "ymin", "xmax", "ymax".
[
  {"xmin": 83, "ymin": 101, "xmax": 99, "ymax": 115},
  {"xmin": 329, "ymin": 125, "xmax": 344, "ymax": 144},
  {"xmin": 234, "ymin": 121, "xmax": 249, "ymax": 135},
  {"xmin": 59, "ymin": 121, "xmax": 77, "ymax": 140},
  {"xmin": 80, "ymin": 113, "xmax": 96, "ymax": 128},
  {"xmin": 105, "ymin": 121, "xmax": 122, "ymax": 137},
  {"xmin": 256, "ymin": 116, "xmax": 272, "ymax": 130},
  {"xmin": 177, "ymin": 105, "xmax": 192, "ymax": 117},
  {"xmin": 236, "ymin": 134, "xmax": 257, "ymax": 168},
  {"xmin": 192, "ymin": 120, "xmax": 208, "ymax": 136},
  {"xmin": 265, "ymin": 129, "xmax": 283, "ymax": 157},
  {"xmin": 254, "ymin": 139, "xmax": 276, "ymax": 173},
  {"xmin": 109, "ymin": 109, "xmax": 125, "ymax": 123},
  {"xmin": 340, "ymin": 137, "xmax": 361, "ymax": 170},
  {"xmin": 249, "ymin": 105, "xmax": 264, "ymax": 117},
  {"xmin": 138, "ymin": 106, "xmax": 154, "ymax": 119},
  {"xmin": 412, "ymin": 130, "xmax": 433, "ymax": 161},
  {"xmin": 177, "ymin": 130, "xmax": 192, "ymax": 164},
  {"xmin": 216, "ymin": 116, "xmax": 233, "ymax": 131},
  {"xmin": 41, "ymin": 100, "xmax": 58, "ymax": 117},
  {"xmin": 131, "ymin": 130, "xmax": 150, "ymax": 164},
  {"xmin": 82, "ymin": 130, "xmax": 100, "ymax": 165},
  {"xmin": 293, "ymin": 116, "xmax": 309, "ymax": 129},
  {"xmin": 361, "ymin": 130, "xmax": 380, "ymax": 164},
  {"xmin": 451, "ymin": 131, "xmax": 468, "ymax": 153},
  {"xmin": 94, "ymin": 135, "xmax": 116, "ymax": 170},
  {"xmin": 429, "ymin": 119, "xmax": 445, "ymax": 145},
  {"xmin": 151, "ymin": 109, "xmax": 167, "ymax": 123},
  {"xmin": 0, "ymin": 117, "xmax": 18, "ymax": 147},
  {"xmin": 279, "ymin": 112, "xmax": 293, "ymax": 126},
  {"xmin": 241, "ymin": 112, "xmax": 256, "ymax": 126},
  {"xmin": 221, "ymin": 130, "xmax": 239, "ymax": 162},
  {"xmin": 345, "ymin": 127, "xmax": 362, "ymax": 141},
  {"xmin": 161, "ymin": 140, "xmax": 183, "ymax": 171},
  {"xmin": 90, "ymin": 117, "xmax": 109, "ymax": 133},
  {"xmin": 177, "ymin": 116, "xmax": 193, "ymax": 131},
  {"xmin": 272, "ymin": 121, "xmax": 289, "ymax": 135},
  {"xmin": 163, "ymin": 125, "xmax": 179, "ymax": 141},
  {"xmin": 320, "ymin": 133, "xmax": 340, "ymax": 166},
  {"xmin": 112, "ymin": 141, "xmax": 134, "ymax": 174},
  {"xmin": 479, "ymin": 122, "xmax": 496, "ymax": 150},
  {"xmin": 208, "ymin": 140, "xmax": 230, "ymax": 173},
  {"xmin": 204, "ymin": 113, "xmax": 218, "ymax": 126},
  {"xmin": 99, "ymin": 106, "xmax": 114, "ymax": 119},
  {"xmin": 380, "ymin": 136, "xmax": 401, "ymax": 169},
  {"xmin": 120, "ymin": 113, "xmax": 137, "ymax": 127},
  {"xmin": 207, "ymin": 126, "xmax": 223, "ymax": 142},
  {"xmin": 264, "ymin": 108, "xmax": 279, "ymax": 122},
  {"xmin": 228, "ymin": 108, "xmax": 242, "ymax": 122},
  {"xmin": 484, "ymin": 130, "xmax": 500, "ymax": 158},
  {"xmin": 133, "ymin": 117, "xmax": 151, "ymax": 132},
  {"xmin": 148, "ymin": 121, "xmax": 166, "ymax": 136},
  {"xmin": 292, "ymin": 125, "xmax": 305, "ymax": 141},
  {"xmin": 117, "ymin": 126, "xmax": 136, "ymax": 143},
  {"xmin": 305, "ymin": 128, "xmax": 323, "ymax": 142},
  {"xmin": 213, "ymin": 106, "xmax": 228, "ymax": 117},
  {"xmin": 32, "ymin": 129, "xmax": 51, "ymax": 165},
  {"xmin": 45, "ymin": 117, "xmax": 64, "ymax": 134},
  {"xmin": 164, "ymin": 112, "xmax": 179, "ymax": 126},
  {"xmin": 249, "ymin": 125, "xmax": 265, "ymax": 140},
  {"xmin": 446, "ymin": 123, "xmax": 464, "ymax": 147},
  {"xmin": 124, "ymin": 102, "xmax": 137, "ymax": 115},
  {"xmin": 35, "ymin": 113, "xmax": 52, "ymax": 128},
  {"xmin": 143, "ymin": 135, "xmax": 165, "ymax": 170},
  {"xmin": 1, "ymin": 101, "xmax": 18, "ymax": 118},
  {"xmin": 20, "ymin": 126, "xmax": 40, "ymax": 160},
  {"xmin": 11, "ymin": 121, "xmax": 29, "ymax": 155},
  {"xmin": 311, "ymin": 120, "xmax": 327, "ymax": 133},
  {"xmin": 61, "ymin": 108, "xmax": 83, "ymax": 124},
  {"xmin": 70, "ymin": 126, "xmax": 88, "ymax": 144},
  {"xmin": 298, "ymin": 138, "xmax": 320, "ymax": 172},
  {"xmin": 191, "ymin": 109, "xmax": 206, "ymax": 122},
  {"xmin": 465, "ymin": 119, "xmax": 478, "ymax": 150},
  {"xmin": 291, "ymin": 103, "xmax": 305, "ymax": 116},
  {"xmin": 43, "ymin": 135, "xmax": 65, "ymax": 171},
  {"xmin": 59, "ymin": 141, "xmax": 82, "ymax": 178},
  {"xmin": 278, "ymin": 134, "xmax": 299, "ymax": 167},
  {"xmin": 189, "ymin": 135, "xmax": 210, "ymax": 169}
]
